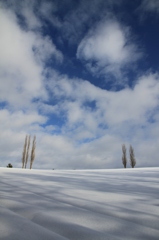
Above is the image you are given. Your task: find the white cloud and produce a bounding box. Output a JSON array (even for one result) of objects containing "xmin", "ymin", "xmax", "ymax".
[
  {"xmin": 0, "ymin": 1, "xmax": 159, "ymax": 170},
  {"xmin": 102, "ymin": 73, "xmax": 159, "ymax": 125},
  {"xmin": 77, "ymin": 19, "xmax": 142, "ymax": 78},
  {"xmin": 1, "ymin": 64, "xmax": 159, "ymax": 169},
  {"xmin": 49, "ymin": 0, "xmax": 124, "ymax": 45},
  {"xmin": 22, "ymin": 7, "xmax": 41, "ymax": 30},
  {"xmin": 0, "ymin": 7, "xmax": 62, "ymax": 108},
  {"xmin": 0, "ymin": 109, "xmax": 47, "ymax": 131},
  {"xmin": 0, "ymin": 0, "xmax": 42, "ymax": 30},
  {"xmin": 41, "ymin": 72, "xmax": 159, "ymax": 173},
  {"xmin": 47, "ymin": 71, "xmax": 159, "ymax": 128}
]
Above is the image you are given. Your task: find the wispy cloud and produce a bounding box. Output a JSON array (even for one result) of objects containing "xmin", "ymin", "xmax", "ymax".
[
  {"xmin": 140, "ymin": 0, "xmax": 159, "ymax": 13},
  {"xmin": 77, "ymin": 19, "xmax": 142, "ymax": 81}
]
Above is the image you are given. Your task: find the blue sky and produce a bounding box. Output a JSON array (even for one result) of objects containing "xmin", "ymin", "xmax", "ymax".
[{"xmin": 0, "ymin": 0, "xmax": 159, "ymax": 169}]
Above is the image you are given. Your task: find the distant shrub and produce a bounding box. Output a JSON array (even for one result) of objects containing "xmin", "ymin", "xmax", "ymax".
[{"xmin": 7, "ymin": 163, "xmax": 13, "ymax": 168}]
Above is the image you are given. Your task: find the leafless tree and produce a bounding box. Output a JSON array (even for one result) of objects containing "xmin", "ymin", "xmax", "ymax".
[
  {"xmin": 22, "ymin": 135, "xmax": 28, "ymax": 168},
  {"xmin": 25, "ymin": 135, "xmax": 31, "ymax": 169},
  {"xmin": 122, "ymin": 144, "xmax": 127, "ymax": 168},
  {"xmin": 129, "ymin": 145, "xmax": 136, "ymax": 168},
  {"xmin": 30, "ymin": 135, "xmax": 36, "ymax": 169}
]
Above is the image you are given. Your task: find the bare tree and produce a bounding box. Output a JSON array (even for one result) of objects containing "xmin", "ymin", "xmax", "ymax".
[
  {"xmin": 30, "ymin": 135, "xmax": 36, "ymax": 169},
  {"xmin": 122, "ymin": 144, "xmax": 127, "ymax": 168},
  {"xmin": 25, "ymin": 135, "xmax": 31, "ymax": 169},
  {"xmin": 129, "ymin": 145, "xmax": 136, "ymax": 168},
  {"xmin": 22, "ymin": 135, "xmax": 28, "ymax": 168}
]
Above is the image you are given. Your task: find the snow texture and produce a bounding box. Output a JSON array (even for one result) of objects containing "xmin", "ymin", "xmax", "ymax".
[{"xmin": 0, "ymin": 167, "xmax": 159, "ymax": 240}]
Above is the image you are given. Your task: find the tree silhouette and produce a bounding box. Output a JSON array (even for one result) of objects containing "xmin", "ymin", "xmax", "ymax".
[
  {"xmin": 129, "ymin": 145, "xmax": 136, "ymax": 168},
  {"xmin": 30, "ymin": 135, "xmax": 36, "ymax": 169},
  {"xmin": 122, "ymin": 144, "xmax": 127, "ymax": 168},
  {"xmin": 22, "ymin": 135, "xmax": 28, "ymax": 168},
  {"xmin": 25, "ymin": 135, "xmax": 31, "ymax": 168}
]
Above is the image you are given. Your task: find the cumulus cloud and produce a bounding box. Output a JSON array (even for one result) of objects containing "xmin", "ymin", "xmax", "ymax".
[
  {"xmin": 0, "ymin": 109, "xmax": 47, "ymax": 131},
  {"xmin": 0, "ymin": 0, "xmax": 159, "ymax": 170},
  {"xmin": 77, "ymin": 19, "xmax": 142, "ymax": 79},
  {"xmin": 1, "ymin": 71, "xmax": 159, "ymax": 169},
  {"xmin": 102, "ymin": 73, "xmax": 159, "ymax": 126},
  {"xmin": 40, "ymin": 71, "xmax": 159, "ymax": 173},
  {"xmin": 47, "ymin": 71, "xmax": 159, "ymax": 129},
  {"xmin": 54, "ymin": 0, "xmax": 124, "ymax": 45},
  {"xmin": 0, "ymin": 7, "xmax": 62, "ymax": 108}
]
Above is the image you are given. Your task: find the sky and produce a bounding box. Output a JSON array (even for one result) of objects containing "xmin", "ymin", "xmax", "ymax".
[{"xmin": 0, "ymin": 0, "xmax": 159, "ymax": 169}]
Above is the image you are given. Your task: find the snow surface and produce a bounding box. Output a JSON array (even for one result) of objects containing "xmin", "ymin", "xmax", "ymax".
[{"xmin": 0, "ymin": 167, "xmax": 159, "ymax": 240}]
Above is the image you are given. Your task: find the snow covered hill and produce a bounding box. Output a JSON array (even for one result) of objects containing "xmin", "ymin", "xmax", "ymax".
[{"xmin": 0, "ymin": 167, "xmax": 159, "ymax": 240}]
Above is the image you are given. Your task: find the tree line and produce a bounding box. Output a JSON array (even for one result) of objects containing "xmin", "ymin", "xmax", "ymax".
[
  {"xmin": 122, "ymin": 144, "xmax": 136, "ymax": 168},
  {"xmin": 7, "ymin": 137, "xmax": 137, "ymax": 169}
]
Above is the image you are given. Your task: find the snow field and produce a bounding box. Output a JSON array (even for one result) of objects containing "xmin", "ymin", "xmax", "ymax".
[{"xmin": 0, "ymin": 167, "xmax": 159, "ymax": 240}]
